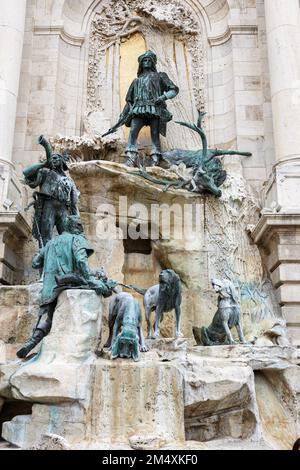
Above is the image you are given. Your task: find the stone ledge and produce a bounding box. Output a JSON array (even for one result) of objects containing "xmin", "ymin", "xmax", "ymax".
[
  {"xmin": 188, "ymin": 345, "xmax": 297, "ymax": 370},
  {"xmin": 252, "ymin": 213, "xmax": 300, "ymax": 247}
]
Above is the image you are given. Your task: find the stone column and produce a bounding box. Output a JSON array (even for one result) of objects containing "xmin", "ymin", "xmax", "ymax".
[
  {"xmin": 264, "ymin": 0, "xmax": 300, "ymax": 210},
  {"xmin": 265, "ymin": 0, "xmax": 300, "ymax": 166},
  {"xmin": 0, "ymin": 0, "xmax": 27, "ymax": 167},
  {"xmin": 253, "ymin": 1, "xmax": 300, "ymax": 346},
  {"xmin": 0, "ymin": 1, "xmax": 30, "ymax": 284}
]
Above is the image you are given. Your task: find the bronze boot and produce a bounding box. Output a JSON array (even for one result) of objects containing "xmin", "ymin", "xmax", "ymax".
[{"xmin": 16, "ymin": 329, "xmax": 45, "ymax": 358}]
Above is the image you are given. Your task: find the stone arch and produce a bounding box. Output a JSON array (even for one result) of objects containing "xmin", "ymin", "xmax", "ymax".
[
  {"xmin": 59, "ymin": 0, "xmax": 231, "ymax": 40},
  {"xmin": 34, "ymin": 0, "xmax": 236, "ymax": 145}
]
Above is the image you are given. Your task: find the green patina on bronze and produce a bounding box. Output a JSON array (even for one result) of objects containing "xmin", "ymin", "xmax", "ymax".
[
  {"xmin": 23, "ymin": 135, "xmax": 80, "ymax": 247},
  {"xmin": 16, "ymin": 216, "xmax": 117, "ymax": 359},
  {"xmin": 133, "ymin": 112, "xmax": 252, "ymax": 197},
  {"xmin": 103, "ymin": 50, "xmax": 179, "ymax": 167}
]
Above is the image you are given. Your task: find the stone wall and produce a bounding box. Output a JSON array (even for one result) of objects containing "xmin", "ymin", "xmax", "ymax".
[{"xmin": 10, "ymin": 0, "xmax": 273, "ymax": 186}]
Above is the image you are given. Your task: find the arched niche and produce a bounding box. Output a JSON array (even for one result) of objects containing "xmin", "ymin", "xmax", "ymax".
[
  {"xmin": 84, "ymin": 0, "xmax": 207, "ymax": 150},
  {"xmin": 35, "ymin": 0, "xmax": 239, "ymax": 152},
  {"xmin": 60, "ymin": 0, "xmax": 230, "ymax": 39}
]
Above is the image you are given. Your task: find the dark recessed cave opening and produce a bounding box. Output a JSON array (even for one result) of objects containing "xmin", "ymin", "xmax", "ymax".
[
  {"xmin": 0, "ymin": 400, "xmax": 33, "ymax": 441},
  {"xmin": 123, "ymin": 237, "xmax": 152, "ymax": 255}
]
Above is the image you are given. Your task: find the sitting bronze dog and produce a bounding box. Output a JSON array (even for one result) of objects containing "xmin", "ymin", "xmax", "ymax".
[
  {"xmin": 193, "ymin": 278, "xmax": 246, "ymax": 346},
  {"xmin": 104, "ymin": 292, "xmax": 148, "ymax": 361}
]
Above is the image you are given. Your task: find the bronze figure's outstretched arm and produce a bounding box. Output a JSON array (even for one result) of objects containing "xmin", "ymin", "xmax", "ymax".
[{"xmin": 38, "ymin": 134, "xmax": 53, "ymax": 162}]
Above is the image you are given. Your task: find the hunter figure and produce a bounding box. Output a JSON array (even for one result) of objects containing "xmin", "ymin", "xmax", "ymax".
[
  {"xmin": 16, "ymin": 216, "xmax": 116, "ymax": 359},
  {"xmin": 103, "ymin": 50, "xmax": 179, "ymax": 167},
  {"xmin": 23, "ymin": 135, "xmax": 79, "ymax": 247}
]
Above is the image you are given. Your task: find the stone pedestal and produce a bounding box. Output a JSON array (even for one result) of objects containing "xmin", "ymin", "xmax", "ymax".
[
  {"xmin": 9, "ymin": 289, "xmax": 103, "ymax": 403},
  {"xmin": 86, "ymin": 359, "xmax": 184, "ymax": 448}
]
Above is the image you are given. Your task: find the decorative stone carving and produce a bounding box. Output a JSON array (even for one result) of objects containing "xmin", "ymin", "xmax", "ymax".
[
  {"xmin": 69, "ymin": 159, "xmax": 280, "ymax": 341},
  {"xmin": 51, "ymin": 133, "xmax": 124, "ymax": 163},
  {"xmin": 87, "ymin": 0, "xmax": 205, "ymax": 149},
  {"xmin": 253, "ymin": 319, "xmax": 291, "ymax": 347}
]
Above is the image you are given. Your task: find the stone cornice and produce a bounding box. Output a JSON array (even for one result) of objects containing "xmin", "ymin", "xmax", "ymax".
[
  {"xmin": 208, "ymin": 25, "xmax": 258, "ymax": 46},
  {"xmin": 252, "ymin": 213, "xmax": 300, "ymax": 247},
  {"xmin": 33, "ymin": 24, "xmax": 85, "ymax": 47},
  {"xmin": 0, "ymin": 211, "xmax": 31, "ymax": 239}
]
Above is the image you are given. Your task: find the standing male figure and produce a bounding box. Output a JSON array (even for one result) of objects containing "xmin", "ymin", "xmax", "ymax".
[
  {"xmin": 104, "ymin": 50, "xmax": 179, "ymax": 167},
  {"xmin": 23, "ymin": 135, "xmax": 79, "ymax": 247}
]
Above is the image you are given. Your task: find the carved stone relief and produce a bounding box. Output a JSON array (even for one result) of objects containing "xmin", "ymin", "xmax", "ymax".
[{"xmin": 204, "ymin": 157, "xmax": 281, "ymax": 327}]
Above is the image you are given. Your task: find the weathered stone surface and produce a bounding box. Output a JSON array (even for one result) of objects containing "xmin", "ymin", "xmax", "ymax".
[
  {"xmin": 145, "ymin": 337, "xmax": 188, "ymax": 362},
  {"xmin": 9, "ymin": 289, "xmax": 102, "ymax": 403},
  {"xmin": 255, "ymin": 372, "xmax": 298, "ymax": 450},
  {"xmin": 2, "ymin": 338, "xmax": 300, "ymax": 449},
  {"xmin": 29, "ymin": 433, "xmax": 71, "ymax": 450},
  {"xmin": 262, "ymin": 366, "xmax": 300, "ymax": 436},
  {"xmin": 0, "ymin": 362, "xmax": 20, "ymax": 399},
  {"xmin": 87, "ymin": 358, "xmax": 185, "ymax": 447},
  {"xmin": 0, "ymin": 284, "xmax": 41, "ymax": 360},
  {"xmin": 183, "ymin": 351, "xmax": 260, "ymax": 442},
  {"xmin": 189, "ymin": 345, "xmax": 297, "ymax": 370},
  {"xmin": 1, "ymin": 288, "xmax": 299, "ymax": 450},
  {"xmin": 2, "ymin": 403, "xmax": 85, "ymax": 449}
]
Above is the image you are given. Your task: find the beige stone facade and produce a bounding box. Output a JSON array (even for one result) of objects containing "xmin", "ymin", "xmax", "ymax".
[{"xmin": 1, "ymin": 0, "xmax": 297, "ymax": 342}]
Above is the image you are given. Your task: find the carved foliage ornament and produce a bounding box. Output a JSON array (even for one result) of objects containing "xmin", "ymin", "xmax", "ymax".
[{"xmin": 87, "ymin": 0, "xmax": 205, "ymax": 113}]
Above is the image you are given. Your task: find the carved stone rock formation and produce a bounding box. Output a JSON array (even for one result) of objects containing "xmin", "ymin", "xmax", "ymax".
[
  {"xmin": 69, "ymin": 158, "xmax": 280, "ymax": 342},
  {"xmin": 0, "ymin": 304, "xmax": 299, "ymax": 450}
]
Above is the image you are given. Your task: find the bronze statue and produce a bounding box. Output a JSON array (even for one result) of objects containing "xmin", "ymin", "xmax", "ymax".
[
  {"xmin": 162, "ymin": 112, "xmax": 252, "ymax": 197},
  {"xmin": 193, "ymin": 279, "xmax": 246, "ymax": 346},
  {"xmin": 104, "ymin": 292, "xmax": 148, "ymax": 362},
  {"xmin": 142, "ymin": 269, "xmax": 182, "ymax": 339},
  {"xmin": 103, "ymin": 50, "xmax": 179, "ymax": 167},
  {"xmin": 23, "ymin": 135, "xmax": 79, "ymax": 247},
  {"xmin": 17, "ymin": 215, "xmax": 117, "ymax": 359},
  {"xmin": 115, "ymin": 270, "xmax": 183, "ymax": 339},
  {"xmin": 131, "ymin": 112, "xmax": 252, "ymax": 197}
]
